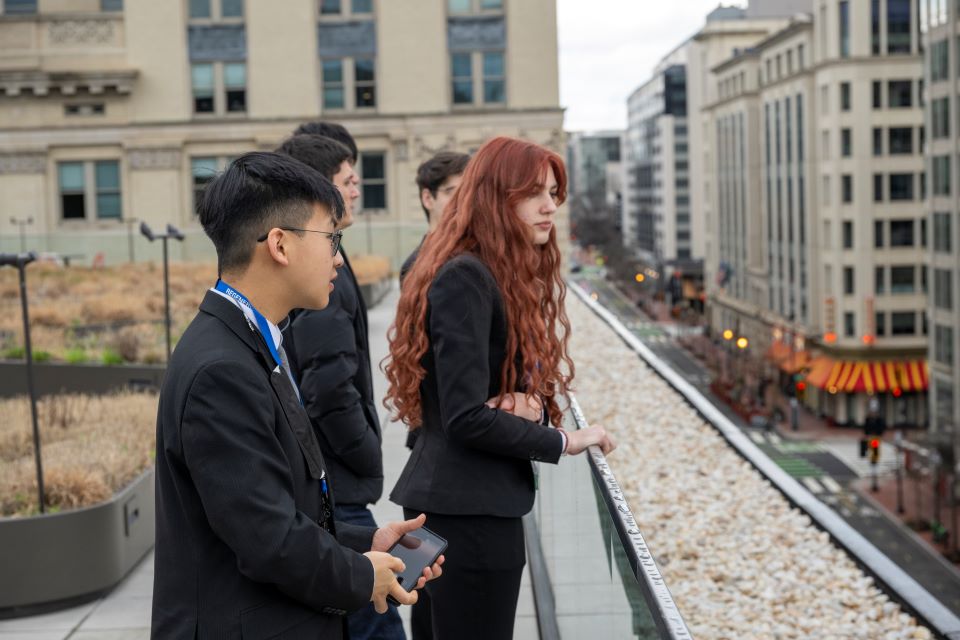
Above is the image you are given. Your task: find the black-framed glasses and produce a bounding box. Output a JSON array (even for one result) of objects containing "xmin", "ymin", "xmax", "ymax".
[{"xmin": 257, "ymin": 227, "xmax": 342, "ymax": 256}]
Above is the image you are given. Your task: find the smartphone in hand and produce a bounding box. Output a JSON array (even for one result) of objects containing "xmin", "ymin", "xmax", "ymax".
[{"xmin": 385, "ymin": 526, "xmax": 447, "ymax": 605}]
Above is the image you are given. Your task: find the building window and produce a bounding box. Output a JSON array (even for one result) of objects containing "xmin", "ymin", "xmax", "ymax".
[
  {"xmin": 935, "ymin": 269, "xmax": 953, "ymax": 310},
  {"xmin": 889, "ymin": 219, "xmax": 914, "ymax": 246},
  {"xmin": 887, "ymin": 80, "xmax": 912, "ymax": 107},
  {"xmin": 192, "ymin": 63, "xmax": 215, "ymax": 113},
  {"xmin": 190, "ymin": 0, "xmax": 242, "ymax": 20},
  {"xmin": 872, "ymin": 127, "xmax": 882, "ymax": 155},
  {"xmin": 873, "ymin": 173, "xmax": 884, "ymax": 201},
  {"xmin": 192, "ymin": 62, "xmax": 245, "ymax": 115},
  {"xmin": 840, "ymin": 82, "xmax": 851, "ymax": 110},
  {"xmin": 321, "ymin": 0, "xmax": 373, "ymax": 16},
  {"xmin": 875, "ymin": 266, "xmax": 885, "ymax": 294},
  {"xmin": 888, "ymin": 127, "xmax": 912, "ymax": 154},
  {"xmin": 844, "ymin": 311, "xmax": 856, "ymax": 337},
  {"xmin": 872, "ymin": 81, "xmax": 882, "ymax": 109},
  {"xmin": 354, "ymin": 58, "xmax": 376, "ymax": 108},
  {"xmin": 931, "ymin": 39, "xmax": 949, "ymax": 81},
  {"xmin": 887, "ymin": 0, "xmax": 911, "ymax": 54},
  {"xmin": 101, "ymin": 0, "xmax": 123, "ymax": 11},
  {"xmin": 3, "ymin": 0, "xmax": 37, "ymax": 13},
  {"xmin": 58, "ymin": 160, "xmax": 122, "ymax": 221},
  {"xmin": 889, "ymin": 173, "xmax": 913, "ymax": 200},
  {"xmin": 875, "ymin": 220, "xmax": 884, "ymax": 247},
  {"xmin": 891, "ymin": 311, "xmax": 915, "ymax": 335},
  {"xmin": 451, "ymin": 53, "xmax": 473, "ymax": 104},
  {"xmin": 933, "ymin": 155, "xmax": 951, "ymax": 196},
  {"xmin": 842, "ymin": 174, "xmax": 853, "ymax": 203},
  {"xmin": 320, "ymin": 57, "xmax": 375, "ymax": 111},
  {"xmin": 482, "ymin": 52, "xmax": 505, "ymax": 103},
  {"xmin": 839, "ymin": 1, "xmax": 850, "ymax": 57},
  {"xmin": 876, "ymin": 311, "xmax": 886, "ymax": 336},
  {"xmin": 934, "ymin": 212, "xmax": 952, "ymax": 253},
  {"xmin": 841, "ymin": 128, "xmax": 852, "ymax": 157},
  {"xmin": 448, "ymin": 0, "xmax": 500, "ymax": 13},
  {"xmin": 890, "ymin": 266, "xmax": 915, "ymax": 293},
  {"xmin": 843, "ymin": 220, "xmax": 854, "ymax": 248},
  {"xmin": 191, "ymin": 157, "xmax": 224, "ymax": 213},
  {"xmin": 932, "ymin": 98, "xmax": 950, "ymax": 139},
  {"xmin": 224, "ymin": 62, "xmax": 246, "ymax": 112},
  {"xmin": 359, "ymin": 152, "xmax": 386, "ymax": 210},
  {"xmin": 322, "ymin": 59, "xmax": 345, "ymax": 109},
  {"xmin": 844, "ymin": 266, "xmax": 855, "ymax": 294},
  {"xmin": 936, "ymin": 326, "xmax": 954, "ymax": 365},
  {"xmin": 871, "ymin": 0, "xmax": 881, "ymax": 54}
]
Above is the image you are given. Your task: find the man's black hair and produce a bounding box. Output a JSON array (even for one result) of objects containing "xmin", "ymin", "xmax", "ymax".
[
  {"xmin": 198, "ymin": 151, "xmax": 345, "ymax": 274},
  {"xmin": 415, "ymin": 151, "xmax": 470, "ymax": 220},
  {"xmin": 292, "ymin": 121, "xmax": 358, "ymax": 164},
  {"xmin": 276, "ymin": 134, "xmax": 353, "ymax": 181}
]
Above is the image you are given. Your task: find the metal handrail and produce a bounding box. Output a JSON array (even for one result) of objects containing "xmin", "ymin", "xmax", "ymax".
[{"xmin": 568, "ymin": 394, "xmax": 693, "ymax": 640}]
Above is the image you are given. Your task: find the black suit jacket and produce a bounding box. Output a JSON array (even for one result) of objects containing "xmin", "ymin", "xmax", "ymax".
[
  {"xmin": 390, "ymin": 254, "xmax": 564, "ymax": 518},
  {"xmin": 285, "ymin": 250, "xmax": 383, "ymax": 506},
  {"xmin": 152, "ymin": 291, "xmax": 375, "ymax": 639}
]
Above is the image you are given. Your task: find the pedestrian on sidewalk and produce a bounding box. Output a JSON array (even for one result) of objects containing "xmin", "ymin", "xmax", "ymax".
[
  {"xmin": 384, "ymin": 136, "xmax": 616, "ymax": 640},
  {"xmin": 152, "ymin": 152, "xmax": 442, "ymax": 638},
  {"xmin": 277, "ymin": 125, "xmax": 407, "ymax": 640}
]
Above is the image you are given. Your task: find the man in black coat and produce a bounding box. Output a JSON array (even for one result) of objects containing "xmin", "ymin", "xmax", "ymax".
[
  {"xmin": 152, "ymin": 152, "xmax": 440, "ymax": 639},
  {"xmin": 276, "ymin": 130, "xmax": 405, "ymax": 639}
]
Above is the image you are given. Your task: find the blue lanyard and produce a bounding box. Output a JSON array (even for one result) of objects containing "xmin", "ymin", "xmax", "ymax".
[{"xmin": 214, "ymin": 280, "xmax": 283, "ymax": 370}]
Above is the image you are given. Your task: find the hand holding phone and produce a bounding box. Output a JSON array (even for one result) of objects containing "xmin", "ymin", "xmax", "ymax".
[{"xmin": 385, "ymin": 526, "xmax": 448, "ymax": 606}]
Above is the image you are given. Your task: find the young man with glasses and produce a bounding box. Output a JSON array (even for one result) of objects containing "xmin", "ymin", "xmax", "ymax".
[
  {"xmin": 152, "ymin": 151, "xmax": 442, "ymax": 638},
  {"xmin": 276, "ymin": 132, "xmax": 406, "ymax": 640}
]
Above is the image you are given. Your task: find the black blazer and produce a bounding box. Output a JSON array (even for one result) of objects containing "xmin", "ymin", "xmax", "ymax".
[
  {"xmin": 285, "ymin": 250, "xmax": 383, "ymax": 506},
  {"xmin": 390, "ymin": 254, "xmax": 564, "ymax": 518},
  {"xmin": 152, "ymin": 291, "xmax": 375, "ymax": 639}
]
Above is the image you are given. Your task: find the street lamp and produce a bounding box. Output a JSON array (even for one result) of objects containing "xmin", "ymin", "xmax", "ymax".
[
  {"xmin": 140, "ymin": 222, "xmax": 185, "ymax": 361},
  {"xmin": 10, "ymin": 217, "xmax": 33, "ymax": 253},
  {"xmin": 1, "ymin": 252, "xmax": 45, "ymax": 513}
]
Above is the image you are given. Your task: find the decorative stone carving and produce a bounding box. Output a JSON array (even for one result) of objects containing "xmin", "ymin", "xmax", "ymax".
[
  {"xmin": 188, "ymin": 25, "xmax": 247, "ymax": 62},
  {"xmin": 0, "ymin": 153, "xmax": 46, "ymax": 175},
  {"xmin": 317, "ymin": 21, "xmax": 376, "ymax": 57},
  {"xmin": 447, "ymin": 16, "xmax": 505, "ymax": 52},
  {"xmin": 393, "ymin": 140, "xmax": 409, "ymax": 162},
  {"xmin": 413, "ymin": 135, "xmax": 458, "ymax": 159},
  {"xmin": 127, "ymin": 148, "xmax": 181, "ymax": 171},
  {"xmin": 48, "ymin": 19, "xmax": 116, "ymax": 46}
]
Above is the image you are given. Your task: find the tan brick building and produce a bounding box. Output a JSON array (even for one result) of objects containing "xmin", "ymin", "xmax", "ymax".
[{"xmin": 0, "ymin": 0, "xmax": 564, "ymax": 266}]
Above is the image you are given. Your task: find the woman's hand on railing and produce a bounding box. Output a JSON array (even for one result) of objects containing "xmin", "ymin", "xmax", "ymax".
[
  {"xmin": 564, "ymin": 424, "xmax": 617, "ymax": 456},
  {"xmin": 486, "ymin": 392, "xmax": 543, "ymax": 423}
]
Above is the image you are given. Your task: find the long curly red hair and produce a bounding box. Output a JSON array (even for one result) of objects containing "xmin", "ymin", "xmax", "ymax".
[{"xmin": 383, "ymin": 136, "xmax": 575, "ymax": 428}]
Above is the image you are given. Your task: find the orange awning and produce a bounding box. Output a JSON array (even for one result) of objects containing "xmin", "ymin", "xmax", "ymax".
[
  {"xmin": 779, "ymin": 350, "xmax": 810, "ymax": 374},
  {"xmin": 766, "ymin": 341, "xmax": 792, "ymax": 363},
  {"xmin": 809, "ymin": 358, "xmax": 929, "ymax": 394}
]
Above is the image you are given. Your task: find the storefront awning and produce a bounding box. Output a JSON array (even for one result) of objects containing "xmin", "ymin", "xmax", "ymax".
[
  {"xmin": 765, "ymin": 341, "xmax": 808, "ymax": 373},
  {"xmin": 806, "ymin": 358, "xmax": 929, "ymax": 394}
]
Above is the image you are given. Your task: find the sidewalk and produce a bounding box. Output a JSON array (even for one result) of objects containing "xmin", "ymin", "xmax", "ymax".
[{"xmin": 0, "ymin": 283, "xmax": 539, "ymax": 639}]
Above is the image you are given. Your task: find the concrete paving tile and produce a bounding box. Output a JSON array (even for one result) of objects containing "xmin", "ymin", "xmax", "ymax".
[
  {"xmin": 0, "ymin": 632, "xmax": 67, "ymax": 640},
  {"xmin": 77, "ymin": 597, "xmax": 151, "ymax": 632},
  {"xmin": 513, "ymin": 615, "xmax": 539, "ymax": 639},
  {"xmin": 69, "ymin": 629, "xmax": 149, "ymax": 640},
  {"xmin": 0, "ymin": 602, "xmax": 96, "ymax": 633}
]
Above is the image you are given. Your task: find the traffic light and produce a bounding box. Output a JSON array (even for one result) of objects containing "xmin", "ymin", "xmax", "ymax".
[
  {"xmin": 868, "ymin": 438, "xmax": 881, "ymax": 464},
  {"xmin": 795, "ymin": 380, "xmax": 806, "ymax": 402}
]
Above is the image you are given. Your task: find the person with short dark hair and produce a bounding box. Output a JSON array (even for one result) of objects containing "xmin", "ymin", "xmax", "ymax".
[
  {"xmin": 152, "ymin": 151, "xmax": 441, "ymax": 639},
  {"xmin": 294, "ymin": 121, "xmax": 359, "ymax": 164},
  {"xmin": 277, "ymin": 133, "xmax": 405, "ymax": 640},
  {"xmin": 399, "ymin": 152, "xmax": 470, "ymax": 284}
]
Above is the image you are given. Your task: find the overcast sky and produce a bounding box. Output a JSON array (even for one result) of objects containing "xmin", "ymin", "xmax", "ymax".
[{"xmin": 557, "ymin": 0, "xmax": 746, "ymax": 132}]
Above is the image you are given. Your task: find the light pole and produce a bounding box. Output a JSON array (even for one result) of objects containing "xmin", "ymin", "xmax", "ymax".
[
  {"xmin": 120, "ymin": 217, "xmax": 139, "ymax": 263},
  {"xmin": 10, "ymin": 217, "xmax": 33, "ymax": 253},
  {"xmin": 140, "ymin": 222, "xmax": 185, "ymax": 361},
  {"xmin": 1, "ymin": 252, "xmax": 45, "ymax": 513}
]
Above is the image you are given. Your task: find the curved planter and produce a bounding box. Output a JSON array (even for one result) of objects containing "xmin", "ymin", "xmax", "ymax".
[
  {"xmin": 0, "ymin": 361, "xmax": 166, "ymax": 398},
  {"xmin": 0, "ymin": 468, "xmax": 155, "ymax": 616}
]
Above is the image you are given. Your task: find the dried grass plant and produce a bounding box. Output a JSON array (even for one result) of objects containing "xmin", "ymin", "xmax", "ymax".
[{"xmin": 0, "ymin": 391, "xmax": 158, "ymax": 517}]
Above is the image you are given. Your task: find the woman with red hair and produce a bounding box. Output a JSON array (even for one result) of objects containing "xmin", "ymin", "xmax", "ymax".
[{"xmin": 384, "ymin": 136, "xmax": 615, "ymax": 638}]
